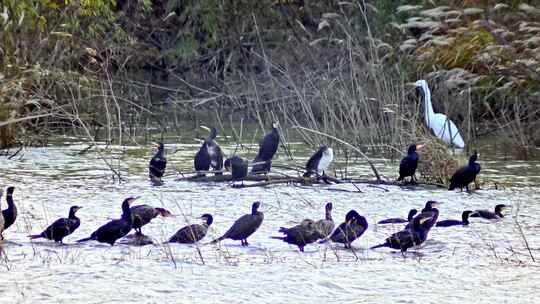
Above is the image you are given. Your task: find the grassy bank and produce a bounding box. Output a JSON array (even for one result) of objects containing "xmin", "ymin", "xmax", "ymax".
[{"xmin": 0, "ymin": 1, "xmax": 538, "ymax": 159}]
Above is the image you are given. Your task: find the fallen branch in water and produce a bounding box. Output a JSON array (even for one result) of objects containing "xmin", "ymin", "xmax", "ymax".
[
  {"xmin": 292, "ymin": 126, "xmax": 382, "ymax": 181},
  {"xmin": 175, "ymin": 172, "xmax": 447, "ymax": 189}
]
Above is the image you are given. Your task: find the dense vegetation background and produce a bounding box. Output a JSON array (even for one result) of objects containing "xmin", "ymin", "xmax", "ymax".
[{"xmin": 1, "ymin": 0, "xmax": 539, "ymax": 157}]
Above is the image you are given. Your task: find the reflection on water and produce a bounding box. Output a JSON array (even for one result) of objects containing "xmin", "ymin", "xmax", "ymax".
[{"xmin": 1, "ymin": 142, "xmax": 539, "ymax": 303}]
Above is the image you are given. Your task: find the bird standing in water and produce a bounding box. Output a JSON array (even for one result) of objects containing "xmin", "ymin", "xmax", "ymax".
[
  {"xmin": 211, "ymin": 202, "xmax": 264, "ymax": 246},
  {"xmin": 251, "ymin": 122, "xmax": 280, "ymax": 174},
  {"xmin": 0, "ymin": 190, "xmax": 5, "ymax": 240},
  {"xmin": 470, "ymin": 204, "xmax": 508, "ymax": 220},
  {"xmin": 77, "ymin": 197, "xmax": 138, "ymax": 246},
  {"xmin": 194, "ymin": 127, "xmax": 224, "ymax": 176},
  {"xmin": 29, "ymin": 206, "xmax": 82, "ymax": 243},
  {"xmin": 397, "ymin": 144, "xmax": 423, "ymax": 183},
  {"xmin": 315, "ymin": 202, "xmax": 335, "ymax": 238},
  {"xmin": 405, "ymin": 201, "xmax": 441, "ymax": 230},
  {"xmin": 303, "ymin": 145, "xmax": 333, "ymax": 178},
  {"xmin": 169, "ymin": 214, "xmax": 213, "ymax": 244},
  {"xmin": 130, "ymin": 204, "xmax": 173, "ymax": 235},
  {"xmin": 2, "ymin": 186, "xmax": 17, "ymax": 232},
  {"xmin": 449, "ymin": 151, "xmax": 481, "ymax": 191},
  {"xmin": 436, "ymin": 210, "xmax": 474, "ymax": 227},
  {"xmin": 224, "ymin": 156, "xmax": 248, "ymax": 185},
  {"xmin": 378, "ymin": 209, "xmax": 418, "ymax": 225},
  {"xmin": 271, "ymin": 219, "xmax": 323, "ymax": 252},
  {"xmin": 149, "ymin": 142, "xmax": 167, "ymax": 184},
  {"xmin": 371, "ymin": 216, "xmax": 431, "ymax": 252},
  {"xmin": 415, "ymin": 79, "xmax": 465, "ymax": 148},
  {"xmin": 322, "ymin": 210, "xmax": 368, "ymax": 249}
]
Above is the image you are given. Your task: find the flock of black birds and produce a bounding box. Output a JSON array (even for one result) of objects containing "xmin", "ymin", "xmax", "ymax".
[{"xmin": 0, "ymin": 124, "xmax": 509, "ymax": 254}]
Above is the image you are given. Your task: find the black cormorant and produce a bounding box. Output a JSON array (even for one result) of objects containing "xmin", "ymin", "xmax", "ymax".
[
  {"xmin": 322, "ymin": 210, "xmax": 368, "ymax": 249},
  {"xmin": 449, "ymin": 151, "xmax": 481, "ymax": 191},
  {"xmin": 315, "ymin": 202, "xmax": 334, "ymax": 238},
  {"xmin": 169, "ymin": 214, "xmax": 213, "ymax": 243},
  {"xmin": 149, "ymin": 142, "xmax": 167, "ymax": 183},
  {"xmin": 370, "ymin": 216, "xmax": 431, "ymax": 251},
  {"xmin": 224, "ymin": 156, "xmax": 248, "ymax": 184},
  {"xmin": 29, "ymin": 206, "xmax": 82, "ymax": 243},
  {"xmin": 130, "ymin": 204, "xmax": 173, "ymax": 235},
  {"xmin": 77, "ymin": 197, "xmax": 137, "ymax": 246},
  {"xmin": 251, "ymin": 122, "xmax": 280, "ymax": 174},
  {"xmin": 271, "ymin": 219, "xmax": 323, "ymax": 252},
  {"xmin": 397, "ymin": 144, "xmax": 423, "ymax": 183},
  {"xmin": 194, "ymin": 141, "xmax": 211, "ymax": 176},
  {"xmin": 378, "ymin": 209, "xmax": 418, "ymax": 225},
  {"xmin": 436, "ymin": 210, "xmax": 474, "ymax": 227},
  {"xmin": 303, "ymin": 146, "xmax": 334, "ymax": 178},
  {"xmin": 194, "ymin": 127, "xmax": 224, "ymax": 176},
  {"xmin": 2, "ymin": 186, "xmax": 17, "ymax": 231},
  {"xmin": 405, "ymin": 201, "xmax": 440, "ymax": 230},
  {"xmin": 470, "ymin": 204, "xmax": 508, "ymax": 220},
  {"xmin": 0, "ymin": 190, "xmax": 4, "ymax": 240},
  {"xmin": 211, "ymin": 202, "xmax": 264, "ymax": 246}
]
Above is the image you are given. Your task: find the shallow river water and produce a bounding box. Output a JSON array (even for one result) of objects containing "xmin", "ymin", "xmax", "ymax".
[{"xmin": 0, "ymin": 140, "xmax": 539, "ymax": 303}]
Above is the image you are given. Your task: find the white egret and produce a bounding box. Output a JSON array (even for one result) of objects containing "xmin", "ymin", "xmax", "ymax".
[{"xmin": 415, "ymin": 80, "xmax": 465, "ymax": 148}]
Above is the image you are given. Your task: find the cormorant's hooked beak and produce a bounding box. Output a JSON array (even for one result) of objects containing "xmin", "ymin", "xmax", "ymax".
[
  {"xmin": 75, "ymin": 206, "xmax": 83, "ymax": 212},
  {"xmin": 500, "ymin": 205, "xmax": 511, "ymax": 213},
  {"xmin": 416, "ymin": 144, "xmax": 425, "ymax": 150},
  {"xmin": 346, "ymin": 219, "xmax": 354, "ymax": 225},
  {"xmin": 431, "ymin": 202, "xmax": 442, "ymax": 208},
  {"xmin": 419, "ymin": 217, "xmax": 430, "ymax": 225},
  {"xmin": 128, "ymin": 197, "xmax": 140, "ymax": 205}
]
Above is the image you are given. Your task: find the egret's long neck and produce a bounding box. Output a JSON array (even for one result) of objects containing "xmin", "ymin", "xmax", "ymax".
[{"xmin": 422, "ymin": 85, "xmax": 435, "ymax": 123}]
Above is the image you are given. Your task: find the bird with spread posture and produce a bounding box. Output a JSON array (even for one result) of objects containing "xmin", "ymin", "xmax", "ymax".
[
  {"xmin": 470, "ymin": 204, "xmax": 508, "ymax": 220},
  {"xmin": 378, "ymin": 209, "xmax": 418, "ymax": 225},
  {"xmin": 371, "ymin": 216, "xmax": 431, "ymax": 252},
  {"xmin": 211, "ymin": 202, "xmax": 264, "ymax": 246},
  {"xmin": 397, "ymin": 144, "xmax": 423, "ymax": 183},
  {"xmin": 415, "ymin": 80, "xmax": 465, "ymax": 148},
  {"xmin": 303, "ymin": 145, "xmax": 333, "ymax": 178},
  {"xmin": 315, "ymin": 202, "xmax": 334, "ymax": 238},
  {"xmin": 271, "ymin": 219, "xmax": 323, "ymax": 252},
  {"xmin": 449, "ymin": 151, "xmax": 481, "ymax": 191},
  {"xmin": 405, "ymin": 201, "xmax": 440, "ymax": 230},
  {"xmin": 130, "ymin": 204, "xmax": 173, "ymax": 235},
  {"xmin": 149, "ymin": 142, "xmax": 167, "ymax": 184},
  {"xmin": 436, "ymin": 210, "xmax": 474, "ymax": 227},
  {"xmin": 194, "ymin": 127, "xmax": 224, "ymax": 176},
  {"xmin": 29, "ymin": 206, "xmax": 82, "ymax": 243},
  {"xmin": 169, "ymin": 214, "xmax": 213, "ymax": 244},
  {"xmin": 321, "ymin": 210, "xmax": 368, "ymax": 249},
  {"xmin": 77, "ymin": 197, "xmax": 137, "ymax": 246},
  {"xmin": 251, "ymin": 122, "xmax": 280, "ymax": 174},
  {"xmin": 224, "ymin": 156, "xmax": 248, "ymax": 185},
  {"xmin": 2, "ymin": 186, "xmax": 17, "ymax": 232}
]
